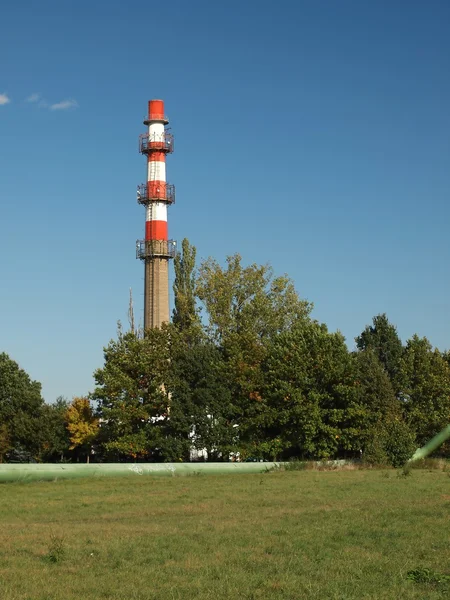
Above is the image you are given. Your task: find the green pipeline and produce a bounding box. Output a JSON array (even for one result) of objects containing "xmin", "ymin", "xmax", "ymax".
[
  {"xmin": 409, "ymin": 423, "xmax": 450, "ymax": 462},
  {"xmin": 0, "ymin": 462, "xmax": 281, "ymax": 483}
]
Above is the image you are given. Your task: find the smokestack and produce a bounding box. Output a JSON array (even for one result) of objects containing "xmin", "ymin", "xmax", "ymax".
[{"xmin": 136, "ymin": 99, "xmax": 176, "ymax": 330}]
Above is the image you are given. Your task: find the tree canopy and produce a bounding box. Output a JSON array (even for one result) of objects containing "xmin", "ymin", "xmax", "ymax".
[
  {"xmin": 2, "ymin": 241, "xmax": 449, "ymax": 465},
  {"xmin": 0, "ymin": 352, "xmax": 45, "ymax": 460}
]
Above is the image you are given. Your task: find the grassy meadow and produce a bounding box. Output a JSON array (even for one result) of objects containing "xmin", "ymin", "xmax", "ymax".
[{"xmin": 0, "ymin": 466, "xmax": 449, "ymax": 599}]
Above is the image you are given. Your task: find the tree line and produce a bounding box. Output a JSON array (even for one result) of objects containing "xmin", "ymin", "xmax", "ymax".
[{"xmin": 1, "ymin": 239, "xmax": 449, "ymax": 466}]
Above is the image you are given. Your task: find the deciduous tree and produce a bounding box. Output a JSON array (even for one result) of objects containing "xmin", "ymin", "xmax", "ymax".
[
  {"xmin": 356, "ymin": 314, "xmax": 404, "ymax": 389},
  {"xmin": 196, "ymin": 254, "xmax": 311, "ymax": 343},
  {"xmin": 173, "ymin": 238, "xmax": 199, "ymax": 332},
  {"xmin": 0, "ymin": 424, "xmax": 11, "ymax": 463},
  {"xmin": 354, "ymin": 350, "xmax": 416, "ymax": 465},
  {"xmin": 170, "ymin": 337, "xmax": 235, "ymax": 460},
  {"xmin": 40, "ymin": 397, "xmax": 71, "ymax": 462},
  {"xmin": 0, "ymin": 352, "xmax": 45, "ymax": 459},
  {"xmin": 93, "ymin": 326, "xmax": 173, "ymax": 461},
  {"xmin": 399, "ymin": 335, "xmax": 450, "ymax": 452},
  {"xmin": 259, "ymin": 319, "xmax": 360, "ymax": 460},
  {"xmin": 196, "ymin": 254, "xmax": 312, "ymax": 453},
  {"xmin": 66, "ymin": 397, "xmax": 99, "ymax": 463}
]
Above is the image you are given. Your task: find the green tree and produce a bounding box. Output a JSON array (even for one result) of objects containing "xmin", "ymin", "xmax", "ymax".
[
  {"xmin": 399, "ymin": 335, "xmax": 450, "ymax": 453},
  {"xmin": 354, "ymin": 350, "xmax": 401, "ymax": 424},
  {"xmin": 354, "ymin": 350, "xmax": 416, "ymax": 466},
  {"xmin": 66, "ymin": 397, "xmax": 99, "ymax": 463},
  {"xmin": 93, "ymin": 326, "xmax": 173, "ymax": 461},
  {"xmin": 355, "ymin": 314, "xmax": 404, "ymax": 389},
  {"xmin": 40, "ymin": 397, "xmax": 72, "ymax": 462},
  {"xmin": 0, "ymin": 423, "xmax": 11, "ymax": 463},
  {"xmin": 0, "ymin": 352, "xmax": 45, "ymax": 459},
  {"xmin": 259, "ymin": 319, "xmax": 361, "ymax": 460},
  {"xmin": 196, "ymin": 254, "xmax": 312, "ymax": 453},
  {"xmin": 173, "ymin": 238, "xmax": 199, "ymax": 332},
  {"xmin": 170, "ymin": 337, "xmax": 235, "ymax": 460},
  {"xmin": 196, "ymin": 254, "xmax": 311, "ymax": 343}
]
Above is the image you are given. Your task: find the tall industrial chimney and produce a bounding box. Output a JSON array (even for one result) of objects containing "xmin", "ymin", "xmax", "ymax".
[{"xmin": 136, "ymin": 100, "xmax": 176, "ymax": 330}]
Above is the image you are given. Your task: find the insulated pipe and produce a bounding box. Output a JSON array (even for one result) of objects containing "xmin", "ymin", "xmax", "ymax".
[
  {"xmin": 408, "ymin": 424, "xmax": 450, "ymax": 463},
  {"xmin": 0, "ymin": 463, "xmax": 281, "ymax": 483}
]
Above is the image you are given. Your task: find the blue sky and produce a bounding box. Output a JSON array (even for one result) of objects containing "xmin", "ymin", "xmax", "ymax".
[{"xmin": 1, "ymin": 0, "xmax": 449, "ymax": 403}]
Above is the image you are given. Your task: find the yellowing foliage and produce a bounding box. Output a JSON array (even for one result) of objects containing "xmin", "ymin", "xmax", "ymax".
[{"xmin": 65, "ymin": 397, "xmax": 99, "ymax": 453}]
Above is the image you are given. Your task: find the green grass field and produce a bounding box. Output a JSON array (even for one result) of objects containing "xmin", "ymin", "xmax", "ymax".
[{"xmin": 0, "ymin": 467, "xmax": 449, "ymax": 599}]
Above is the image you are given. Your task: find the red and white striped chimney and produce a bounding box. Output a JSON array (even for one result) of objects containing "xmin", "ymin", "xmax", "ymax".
[
  {"xmin": 145, "ymin": 99, "xmax": 169, "ymax": 242},
  {"xmin": 136, "ymin": 99, "xmax": 176, "ymax": 330}
]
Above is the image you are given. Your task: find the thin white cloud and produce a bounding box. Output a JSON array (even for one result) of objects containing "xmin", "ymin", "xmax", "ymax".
[
  {"xmin": 26, "ymin": 93, "xmax": 48, "ymax": 108},
  {"xmin": 26, "ymin": 93, "xmax": 41, "ymax": 103},
  {"xmin": 0, "ymin": 93, "xmax": 11, "ymax": 106},
  {"xmin": 50, "ymin": 98, "xmax": 78, "ymax": 111}
]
